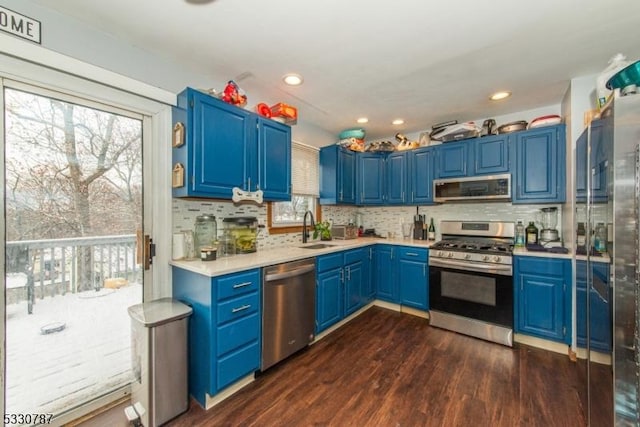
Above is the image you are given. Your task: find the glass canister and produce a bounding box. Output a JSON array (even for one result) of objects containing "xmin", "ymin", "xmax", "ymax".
[
  {"xmin": 194, "ymin": 214, "xmax": 217, "ymax": 253},
  {"xmin": 223, "ymin": 217, "xmax": 258, "ymax": 253},
  {"xmin": 218, "ymin": 230, "xmax": 236, "ymax": 257}
]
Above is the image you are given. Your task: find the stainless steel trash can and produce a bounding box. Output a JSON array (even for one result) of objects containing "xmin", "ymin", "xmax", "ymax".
[{"xmin": 128, "ymin": 298, "xmax": 192, "ymax": 426}]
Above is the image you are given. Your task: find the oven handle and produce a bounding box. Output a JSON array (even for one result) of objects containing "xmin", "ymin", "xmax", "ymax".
[{"xmin": 428, "ymin": 258, "xmax": 512, "ymax": 276}]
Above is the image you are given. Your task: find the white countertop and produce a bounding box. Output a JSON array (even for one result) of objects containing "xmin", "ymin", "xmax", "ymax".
[{"xmin": 170, "ymin": 238, "xmax": 435, "ymax": 277}]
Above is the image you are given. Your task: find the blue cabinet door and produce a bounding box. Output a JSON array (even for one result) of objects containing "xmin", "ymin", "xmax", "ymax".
[
  {"xmin": 472, "ymin": 134, "xmax": 510, "ymax": 175},
  {"xmin": 409, "ymin": 147, "xmax": 434, "ymax": 204},
  {"xmin": 514, "ymin": 257, "xmax": 570, "ymax": 344},
  {"xmin": 374, "ymin": 245, "xmax": 398, "ymax": 303},
  {"xmin": 513, "ymin": 124, "xmax": 566, "ymax": 203},
  {"xmin": 319, "ymin": 146, "xmax": 356, "ymax": 204},
  {"xmin": 386, "ymin": 152, "xmax": 407, "ymax": 204},
  {"xmin": 345, "ymin": 260, "xmax": 364, "ymax": 316},
  {"xmin": 257, "ymin": 118, "xmax": 291, "ymax": 200},
  {"xmin": 340, "ymin": 149, "xmax": 357, "ymax": 204},
  {"xmin": 357, "ymin": 153, "xmax": 385, "ymax": 205},
  {"xmin": 316, "ymin": 267, "xmax": 343, "ymax": 333},
  {"xmin": 176, "ymin": 89, "xmax": 254, "ymax": 198},
  {"xmin": 435, "ymin": 141, "xmax": 470, "ymax": 178},
  {"xmin": 398, "ymin": 258, "xmax": 428, "ymax": 310}
]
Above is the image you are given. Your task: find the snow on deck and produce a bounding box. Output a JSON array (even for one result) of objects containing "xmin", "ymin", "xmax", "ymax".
[{"xmin": 5, "ymin": 282, "xmax": 141, "ymax": 416}]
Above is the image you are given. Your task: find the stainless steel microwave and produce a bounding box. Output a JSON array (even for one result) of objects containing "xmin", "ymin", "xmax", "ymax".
[{"xmin": 433, "ymin": 174, "xmax": 511, "ymax": 202}]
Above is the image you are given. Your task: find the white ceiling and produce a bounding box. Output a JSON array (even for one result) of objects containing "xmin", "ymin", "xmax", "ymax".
[{"xmin": 32, "ymin": 0, "xmax": 640, "ymax": 140}]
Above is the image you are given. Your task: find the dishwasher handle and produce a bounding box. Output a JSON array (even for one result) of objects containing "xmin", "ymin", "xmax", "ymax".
[{"xmin": 264, "ymin": 264, "xmax": 316, "ymax": 282}]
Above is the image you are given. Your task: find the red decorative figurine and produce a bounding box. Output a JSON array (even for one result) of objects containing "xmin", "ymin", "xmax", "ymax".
[{"xmin": 221, "ymin": 80, "xmax": 247, "ymax": 107}]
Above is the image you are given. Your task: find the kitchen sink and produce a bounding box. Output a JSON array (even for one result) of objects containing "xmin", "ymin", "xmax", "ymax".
[{"xmin": 299, "ymin": 243, "xmax": 335, "ymax": 249}]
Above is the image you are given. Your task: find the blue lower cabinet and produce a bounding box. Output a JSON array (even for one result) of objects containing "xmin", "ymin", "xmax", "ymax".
[
  {"xmin": 514, "ymin": 256, "xmax": 571, "ymax": 344},
  {"xmin": 172, "ymin": 267, "xmax": 261, "ymax": 406},
  {"xmin": 576, "ymin": 261, "xmax": 611, "ymax": 352},
  {"xmin": 374, "ymin": 245, "xmax": 428, "ymax": 310},
  {"xmin": 316, "ymin": 266, "xmax": 343, "ymax": 332},
  {"xmin": 316, "ymin": 248, "xmax": 370, "ymax": 334},
  {"xmin": 398, "ymin": 247, "xmax": 429, "ymax": 310},
  {"xmin": 374, "ymin": 245, "xmax": 399, "ymax": 303}
]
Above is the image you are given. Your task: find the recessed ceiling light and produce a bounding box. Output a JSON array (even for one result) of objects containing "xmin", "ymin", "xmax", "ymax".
[
  {"xmin": 490, "ymin": 91, "xmax": 511, "ymax": 101},
  {"xmin": 392, "ymin": 119, "xmax": 404, "ymax": 125},
  {"xmin": 283, "ymin": 73, "xmax": 303, "ymax": 86},
  {"xmin": 357, "ymin": 117, "xmax": 369, "ymax": 124}
]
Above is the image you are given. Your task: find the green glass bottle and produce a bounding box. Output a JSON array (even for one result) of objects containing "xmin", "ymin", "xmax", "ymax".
[{"xmin": 525, "ymin": 221, "xmax": 538, "ymax": 245}]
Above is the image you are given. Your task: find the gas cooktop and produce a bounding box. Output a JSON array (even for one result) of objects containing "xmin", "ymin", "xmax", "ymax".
[{"xmin": 430, "ymin": 239, "xmax": 513, "ymax": 256}]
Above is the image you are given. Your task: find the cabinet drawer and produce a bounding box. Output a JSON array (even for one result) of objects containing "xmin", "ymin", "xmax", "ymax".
[
  {"xmin": 344, "ymin": 248, "xmax": 366, "ymax": 265},
  {"xmin": 516, "ymin": 257, "xmax": 565, "ymax": 277},
  {"xmin": 217, "ymin": 312, "xmax": 259, "ymax": 356},
  {"xmin": 216, "ymin": 269, "xmax": 260, "ymax": 301},
  {"xmin": 398, "ymin": 247, "xmax": 428, "ymax": 262},
  {"xmin": 217, "ymin": 293, "xmax": 259, "ymax": 324},
  {"xmin": 317, "ymin": 252, "xmax": 343, "ymax": 272},
  {"xmin": 217, "ymin": 341, "xmax": 259, "ymax": 391}
]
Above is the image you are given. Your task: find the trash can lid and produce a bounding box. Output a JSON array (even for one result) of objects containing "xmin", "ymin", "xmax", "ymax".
[{"xmin": 128, "ymin": 297, "xmax": 193, "ymax": 327}]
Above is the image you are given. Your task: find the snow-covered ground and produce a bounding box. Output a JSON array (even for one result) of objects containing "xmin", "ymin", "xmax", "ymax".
[{"xmin": 5, "ymin": 282, "xmax": 142, "ymax": 417}]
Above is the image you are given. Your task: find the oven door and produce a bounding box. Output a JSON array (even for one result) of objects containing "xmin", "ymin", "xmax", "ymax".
[{"xmin": 429, "ymin": 260, "xmax": 513, "ymax": 328}]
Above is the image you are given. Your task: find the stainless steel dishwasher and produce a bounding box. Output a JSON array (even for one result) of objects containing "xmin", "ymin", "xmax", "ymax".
[{"xmin": 262, "ymin": 258, "xmax": 316, "ymax": 370}]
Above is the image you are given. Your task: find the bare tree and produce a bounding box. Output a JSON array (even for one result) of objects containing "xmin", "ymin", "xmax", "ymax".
[{"xmin": 5, "ymin": 89, "xmax": 142, "ymax": 290}]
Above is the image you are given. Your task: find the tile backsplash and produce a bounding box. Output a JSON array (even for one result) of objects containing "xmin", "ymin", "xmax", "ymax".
[
  {"xmin": 173, "ymin": 199, "xmax": 565, "ymax": 250},
  {"xmin": 322, "ymin": 203, "xmax": 563, "ymax": 241}
]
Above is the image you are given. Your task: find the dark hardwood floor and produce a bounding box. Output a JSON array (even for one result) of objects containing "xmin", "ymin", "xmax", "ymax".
[{"xmin": 167, "ymin": 306, "xmax": 595, "ymax": 427}]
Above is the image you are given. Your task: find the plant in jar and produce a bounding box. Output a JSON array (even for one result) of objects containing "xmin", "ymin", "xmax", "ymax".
[{"xmin": 313, "ymin": 221, "xmax": 332, "ymax": 241}]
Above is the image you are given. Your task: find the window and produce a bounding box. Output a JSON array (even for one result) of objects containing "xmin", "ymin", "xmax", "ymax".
[{"xmin": 268, "ymin": 141, "xmax": 320, "ymax": 234}]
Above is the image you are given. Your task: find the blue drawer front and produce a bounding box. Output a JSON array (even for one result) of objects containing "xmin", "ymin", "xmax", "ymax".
[
  {"xmin": 216, "ymin": 269, "xmax": 260, "ymax": 301},
  {"xmin": 398, "ymin": 247, "xmax": 428, "ymax": 262},
  {"xmin": 516, "ymin": 257, "xmax": 565, "ymax": 276},
  {"xmin": 217, "ymin": 293, "xmax": 259, "ymax": 324},
  {"xmin": 216, "ymin": 312, "xmax": 259, "ymax": 356},
  {"xmin": 217, "ymin": 341, "xmax": 260, "ymax": 391},
  {"xmin": 344, "ymin": 248, "xmax": 366, "ymax": 265},
  {"xmin": 317, "ymin": 253, "xmax": 343, "ymax": 272}
]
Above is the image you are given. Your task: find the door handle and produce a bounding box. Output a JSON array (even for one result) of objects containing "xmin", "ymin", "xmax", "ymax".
[{"xmin": 136, "ymin": 229, "xmax": 154, "ymax": 270}]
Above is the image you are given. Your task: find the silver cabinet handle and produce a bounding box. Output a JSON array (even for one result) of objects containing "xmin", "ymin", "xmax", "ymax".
[
  {"xmin": 406, "ymin": 252, "xmax": 419, "ymax": 256},
  {"xmin": 347, "ymin": 266, "xmax": 351, "ymax": 281},
  {"xmin": 232, "ymin": 304, "xmax": 251, "ymax": 313},
  {"xmin": 340, "ymin": 268, "xmax": 344, "ymax": 283},
  {"xmin": 233, "ymin": 281, "xmax": 252, "ymax": 289}
]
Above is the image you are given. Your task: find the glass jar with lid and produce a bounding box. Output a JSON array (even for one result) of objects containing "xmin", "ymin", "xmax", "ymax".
[
  {"xmin": 194, "ymin": 214, "xmax": 217, "ymax": 253},
  {"xmin": 223, "ymin": 217, "xmax": 259, "ymax": 253}
]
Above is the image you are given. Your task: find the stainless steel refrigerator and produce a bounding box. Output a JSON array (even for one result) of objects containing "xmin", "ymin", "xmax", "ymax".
[{"xmin": 576, "ymin": 94, "xmax": 640, "ymax": 426}]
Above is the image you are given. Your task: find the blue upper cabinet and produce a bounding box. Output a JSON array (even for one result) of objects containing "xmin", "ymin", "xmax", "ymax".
[
  {"xmin": 472, "ymin": 134, "xmax": 510, "ymax": 175},
  {"xmin": 258, "ymin": 118, "xmax": 291, "ymax": 201},
  {"xmin": 408, "ymin": 147, "xmax": 435, "ymax": 204},
  {"xmin": 357, "ymin": 153, "xmax": 385, "ymax": 205},
  {"xmin": 172, "ymin": 88, "xmax": 291, "ymax": 201},
  {"xmin": 320, "ymin": 146, "xmax": 357, "ymax": 204},
  {"xmin": 512, "ymin": 124, "xmax": 566, "ymax": 203},
  {"xmin": 435, "ymin": 140, "xmax": 470, "ymax": 178},
  {"xmin": 386, "ymin": 152, "xmax": 407, "ymax": 205}
]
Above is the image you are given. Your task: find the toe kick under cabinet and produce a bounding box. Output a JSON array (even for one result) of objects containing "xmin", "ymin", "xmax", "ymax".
[{"xmin": 172, "ymin": 267, "xmax": 261, "ymax": 407}]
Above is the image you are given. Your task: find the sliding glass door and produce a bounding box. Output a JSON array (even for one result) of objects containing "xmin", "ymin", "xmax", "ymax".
[{"xmin": 2, "ymin": 81, "xmax": 147, "ymax": 420}]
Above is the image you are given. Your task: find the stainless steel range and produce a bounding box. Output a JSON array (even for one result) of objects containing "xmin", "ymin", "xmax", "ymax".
[{"xmin": 428, "ymin": 220, "xmax": 515, "ymax": 346}]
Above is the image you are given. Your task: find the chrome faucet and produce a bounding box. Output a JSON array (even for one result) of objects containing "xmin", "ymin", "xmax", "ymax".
[{"xmin": 302, "ymin": 210, "xmax": 315, "ymax": 243}]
